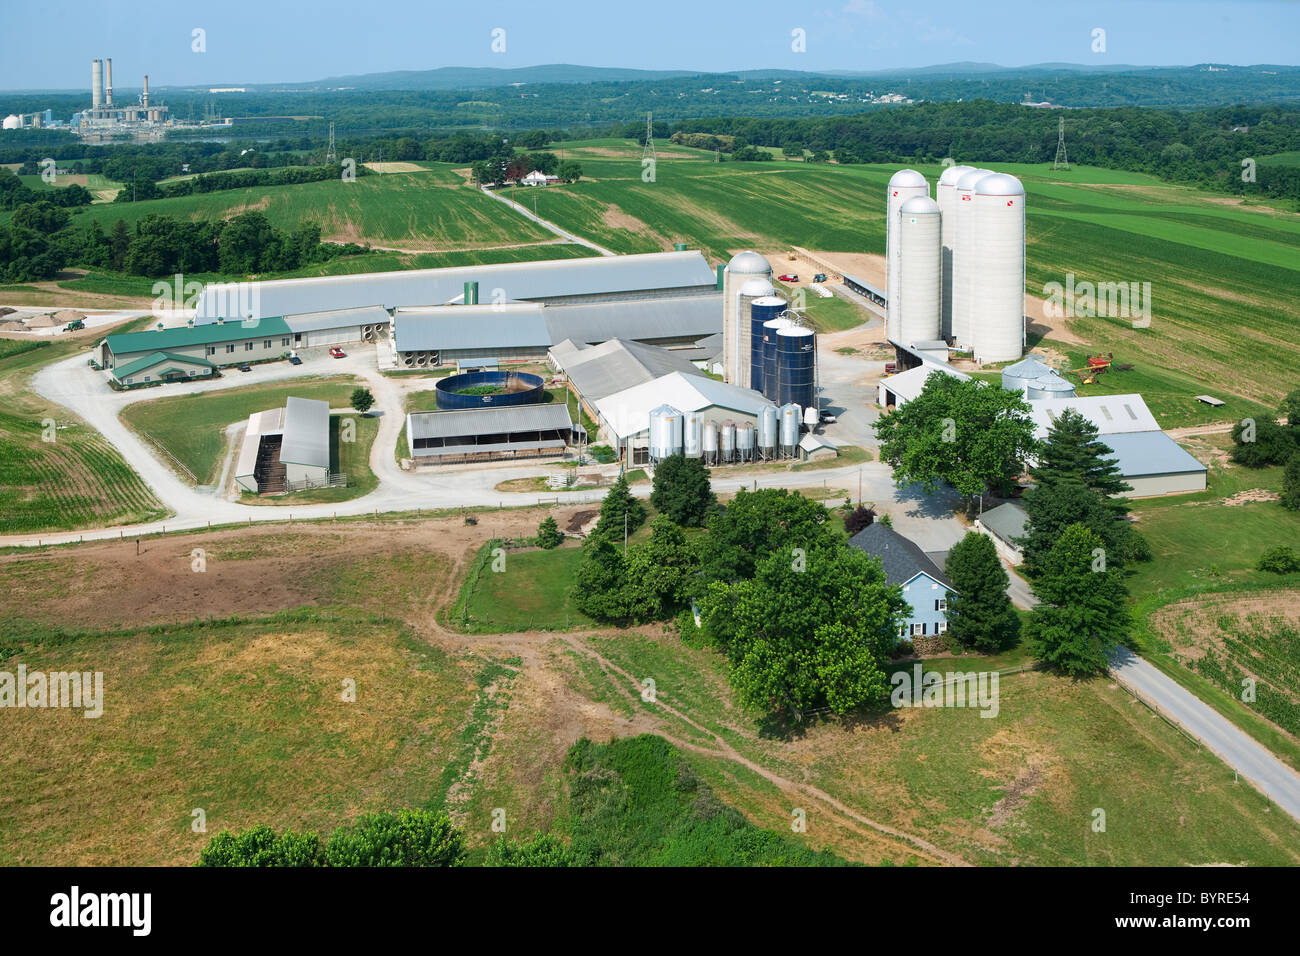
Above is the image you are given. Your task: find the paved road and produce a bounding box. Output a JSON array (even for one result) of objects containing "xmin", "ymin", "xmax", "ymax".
[
  {"xmin": 1109, "ymin": 648, "xmax": 1300, "ymax": 824},
  {"xmin": 479, "ymin": 185, "xmax": 616, "ymax": 257}
]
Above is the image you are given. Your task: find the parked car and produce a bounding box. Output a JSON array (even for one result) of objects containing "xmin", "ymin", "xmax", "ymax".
[
  {"xmin": 884, "ymin": 362, "xmax": 897, "ymax": 374},
  {"xmin": 329, "ymin": 347, "xmax": 345, "ymax": 358},
  {"xmin": 820, "ymin": 412, "xmax": 837, "ymax": 424},
  {"xmin": 237, "ymin": 364, "xmax": 253, "ymax": 372},
  {"xmin": 289, "ymin": 355, "xmax": 303, "ymax": 366},
  {"xmin": 813, "ymin": 273, "xmax": 828, "ymax": 283},
  {"xmin": 777, "ymin": 273, "xmax": 799, "ymax": 282}
]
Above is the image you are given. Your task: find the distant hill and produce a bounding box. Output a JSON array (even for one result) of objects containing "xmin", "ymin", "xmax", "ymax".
[{"xmin": 312, "ymin": 64, "xmax": 703, "ymax": 90}]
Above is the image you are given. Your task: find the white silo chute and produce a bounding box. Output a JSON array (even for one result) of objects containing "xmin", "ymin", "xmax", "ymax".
[
  {"xmin": 952, "ymin": 168, "xmax": 996, "ymax": 350},
  {"xmin": 936, "ymin": 164, "xmax": 974, "ymax": 340},
  {"xmin": 970, "ymin": 173, "xmax": 1026, "ymax": 364},
  {"xmin": 886, "ymin": 169, "xmax": 929, "ymax": 345},
  {"xmin": 897, "ymin": 195, "xmax": 942, "ymax": 345}
]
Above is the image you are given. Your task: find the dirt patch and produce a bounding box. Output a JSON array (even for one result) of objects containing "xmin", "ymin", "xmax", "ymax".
[
  {"xmin": 1221, "ymin": 489, "xmax": 1280, "ymax": 506},
  {"xmin": 565, "ymin": 509, "xmax": 599, "ymax": 534},
  {"xmin": 363, "ymin": 162, "xmax": 426, "ymax": 174},
  {"xmin": 600, "ymin": 204, "xmax": 669, "ymax": 245}
]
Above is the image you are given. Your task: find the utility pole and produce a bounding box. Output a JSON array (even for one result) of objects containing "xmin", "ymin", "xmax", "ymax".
[
  {"xmin": 641, "ymin": 111, "xmax": 656, "ymax": 167},
  {"xmin": 624, "ymin": 512, "xmax": 629, "ymax": 556}
]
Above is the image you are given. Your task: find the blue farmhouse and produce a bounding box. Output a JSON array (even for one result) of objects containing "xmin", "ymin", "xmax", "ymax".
[{"xmin": 848, "ymin": 523, "xmax": 956, "ymax": 641}]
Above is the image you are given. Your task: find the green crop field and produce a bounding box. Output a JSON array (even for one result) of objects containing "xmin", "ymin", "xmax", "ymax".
[
  {"xmin": 119, "ymin": 376, "xmax": 361, "ymax": 485},
  {"xmin": 0, "ymin": 322, "xmax": 167, "ymax": 535},
  {"xmin": 63, "ymin": 163, "xmax": 557, "ymax": 250}
]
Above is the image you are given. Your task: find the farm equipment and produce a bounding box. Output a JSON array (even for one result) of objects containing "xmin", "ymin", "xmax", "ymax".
[
  {"xmin": 63, "ymin": 318, "xmax": 84, "ymax": 332},
  {"xmin": 813, "ymin": 273, "xmax": 828, "ymax": 283},
  {"xmin": 1069, "ymin": 353, "xmax": 1130, "ymax": 385}
]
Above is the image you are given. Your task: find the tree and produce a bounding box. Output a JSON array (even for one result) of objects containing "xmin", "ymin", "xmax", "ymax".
[
  {"xmin": 698, "ymin": 488, "xmax": 839, "ymax": 586},
  {"xmin": 1281, "ymin": 389, "xmax": 1300, "ymax": 430},
  {"xmin": 108, "ymin": 219, "xmax": 130, "ymax": 271},
  {"xmin": 650, "ymin": 454, "xmax": 715, "ymax": 526},
  {"xmin": 350, "ymin": 387, "xmax": 374, "ymax": 414},
  {"xmin": 322, "ymin": 809, "xmax": 465, "ymax": 867},
  {"xmin": 699, "ymin": 544, "xmax": 906, "ymax": 718},
  {"xmin": 843, "ymin": 504, "xmax": 876, "ymax": 537},
  {"xmin": 1257, "ymin": 545, "xmax": 1300, "ymax": 574},
  {"xmin": 1020, "ymin": 479, "xmax": 1119, "ymax": 578},
  {"xmin": 1229, "ymin": 418, "xmax": 1296, "ymax": 467},
  {"xmin": 557, "ymin": 161, "xmax": 582, "ymax": 183},
  {"xmin": 873, "ymin": 374, "xmax": 1037, "ymax": 507},
  {"xmin": 781, "ymin": 144, "xmax": 804, "ymax": 159},
  {"xmin": 1029, "ymin": 408, "xmax": 1130, "ymax": 499},
  {"xmin": 1282, "ymin": 451, "xmax": 1300, "ymax": 512},
  {"xmin": 570, "ymin": 534, "xmax": 637, "ymax": 622},
  {"xmin": 10, "ymin": 201, "xmax": 70, "ymax": 234},
  {"xmin": 943, "ymin": 532, "xmax": 1020, "ymax": 652},
  {"xmin": 199, "ymin": 825, "xmax": 321, "ymax": 867},
  {"xmin": 590, "ymin": 473, "xmax": 645, "ymax": 545},
  {"xmin": 623, "ymin": 515, "xmax": 700, "ymax": 617},
  {"xmin": 536, "ymin": 515, "xmax": 563, "ymax": 549},
  {"xmin": 1026, "ymin": 524, "xmax": 1129, "ymax": 677}
]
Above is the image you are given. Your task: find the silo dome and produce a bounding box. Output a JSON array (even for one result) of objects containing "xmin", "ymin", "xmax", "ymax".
[
  {"xmin": 740, "ymin": 276, "xmax": 774, "ymax": 297},
  {"xmin": 975, "ymin": 173, "xmax": 1025, "ymax": 197},
  {"xmin": 900, "ymin": 195, "xmax": 939, "ymax": 215},
  {"xmin": 956, "ymin": 167, "xmax": 994, "ymax": 191},
  {"xmin": 727, "ymin": 250, "xmax": 771, "ymax": 275},
  {"xmin": 888, "ymin": 168, "xmax": 928, "ymax": 189},
  {"xmin": 2, "ymin": 115, "xmax": 20, "ymax": 130},
  {"xmin": 938, "ymin": 164, "xmax": 975, "ymax": 186}
]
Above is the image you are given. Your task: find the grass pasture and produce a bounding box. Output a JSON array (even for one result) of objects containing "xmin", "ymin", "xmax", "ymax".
[
  {"xmin": 452, "ymin": 543, "xmax": 594, "ymax": 633},
  {"xmin": 119, "ymin": 376, "xmax": 361, "ymax": 485}
]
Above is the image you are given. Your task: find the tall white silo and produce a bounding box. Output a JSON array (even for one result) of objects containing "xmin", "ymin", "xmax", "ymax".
[
  {"xmin": 936, "ymin": 164, "xmax": 974, "ymax": 340},
  {"xmin": 721, "ymin": 251, "xmax": 772, "ymax": 385},
  {"xmin": 897, "ymin": 196, "xmax": 942, "ymax": 345},
  {"xmin": 886, "ymin": 169, "xmax": 929, "ymax": 344},
  {"xmin": 970, "ymin": 173, "xmax": 1026, "ymax": 364},
  {"xmin": 951, "ymin": 167, "xmax": 996, "ymax": 350}
]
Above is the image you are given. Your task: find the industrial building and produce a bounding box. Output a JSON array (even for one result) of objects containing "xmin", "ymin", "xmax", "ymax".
[
  {"xmin": 100, "ymin": 318, "xmax": 294, "ymax": 375},
  {"xmin": 80, "ymin": 58, "xmax": 170, "ymax": 130},
  {"xmin": 551, "ymin": 337, "xmax": 707, "ymax": 415},
  {"xmin": 405, "ymin": 404, "xmax": 574, "ymax": 465},
  {"xmin": 234, "ymin": 397, "xmax": 331, "ymax": 494}
]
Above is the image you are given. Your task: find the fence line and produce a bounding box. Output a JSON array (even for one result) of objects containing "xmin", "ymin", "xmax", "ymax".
[{"xmin": 137, "ymin": 429, "xmax": 198, "ymax": 483}]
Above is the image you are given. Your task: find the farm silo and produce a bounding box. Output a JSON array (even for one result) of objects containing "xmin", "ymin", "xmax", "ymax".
[
  {"xmin": 721, "ymin": 251, "xmax": 773, "ymax": 385},
  {"xmin": 648, "ymin": 404, "xmax": 683, "ymax": 462},
  {"xmin": 735, "ymin": 423, "xmax": 756, "ymax": 463},
  {"xmin": 886, "ymin": 169, "xmax": 930, "ymax": 344},
  {"xmin": 719, "ymin": 421, "xmax": 737, "ymax": 464},
  {"xmin": 970, "ymin": 173, "xmax": 1026, "ymax": 364},
  {"xmin": 776, "ymin": 325, "xmax": 816, "ymax": 412},
  {"xmin": 750, "ymin": 297, "xmax": 787, "ymax": 397},
  {"xmin": 757, "ymin": 404, "xmax": 780, "ymax": 459},
  {"xmin": 761, "ymin": 316, "xmax": 795, "ymax": 403},
  {"xmin": 897, "ymin": 195, "xmax": 942, "ymax": 345},
  {"xmin": 952, "ymin": 167, "xmax": 995, "ymax": 350},
  {"xmin": 682, "ymin": 410, "xmax": 703, "ymax": 458},
  {"xmin": 936, "ymin": 164, "xmax": 975, "ymax": 340},
  {"xmin": 701, "ymin": 421, "xmax": 719, "ymax": 466},
  {"xmin": 779, "ymin": 403, "xmax": 801, "ymax": 458}
]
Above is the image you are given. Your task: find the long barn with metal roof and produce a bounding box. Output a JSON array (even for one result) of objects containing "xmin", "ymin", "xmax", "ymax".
[
  {"xmin": 195, "ymin": 250, "xmax": 719, "ymax": 324},
  {"xmin": 405, "ymin": 404, "xmax": 574, "ymax": 465}
]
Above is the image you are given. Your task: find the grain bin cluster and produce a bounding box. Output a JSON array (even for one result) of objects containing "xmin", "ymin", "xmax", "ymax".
[{"xmin": 888, "ymin": 166, "xmax": 1026, "ymax": 364}]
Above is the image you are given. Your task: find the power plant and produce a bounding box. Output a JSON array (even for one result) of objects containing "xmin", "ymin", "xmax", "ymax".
[
  {"xmin": 78, "ymin": 57, "xmax": 170, "ymax": 131},
  {"xmin": 885, "ymin": 166, "xmax": 1027, "ymax": 365}
]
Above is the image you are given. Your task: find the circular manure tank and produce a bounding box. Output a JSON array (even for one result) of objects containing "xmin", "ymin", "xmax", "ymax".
[{"xmin": 434, "ymin": 369, "xmax": 546, "ymax": 410}]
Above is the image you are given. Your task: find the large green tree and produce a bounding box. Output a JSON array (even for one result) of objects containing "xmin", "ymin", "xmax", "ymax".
[
  {"xmin": 590, "ymin": 473, "xmax": 645, "ymax": 546},
  {"xmin": 1026, "ymin": 524, "xmax": 1130, "ymax": 677},
  {"xmin": 650, "ymin": 454, "xmax": 716, "ymax": 527},
  {"xmin": 699, "ymin": 544, "xmax": 906, "ymax": 719},
  {"xmin": 323, "ymin": 809, "xmax": 465, "ymax": 867},
  {"xmin": 943, "ymin": 532, "xmax": 1020, "ymax": 652},
  {"xmin": 697, "ymin": 488, "xmax": 839, "ymax": 586},
  {"xmin": 873, "ymin": 375, "xmax": 1037, "ymax": 506}
]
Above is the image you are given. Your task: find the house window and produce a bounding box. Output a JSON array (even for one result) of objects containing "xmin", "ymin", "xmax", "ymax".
[
  {"xmin": 936, "ymin": 598, "xmax": 947, "ymax": 611},
  {"xmin": 206, "ymin": 346, "xmax": 216, "ymax": 356},
  {"xmin": 263, "ymin": 339, "xmax": 271, "ymax": 348},
  {"xmin": 282, "ymin": 337, "xmax": 290, "ymax": 347},
  {"xmin": 937, "ymin": 621, "xmax": 948, "ymax": 634},
  {"xmin": 245, "ymin": 342, "xmax": 254, "ymax": 351},
  {"xmin": 188, "ymin": 369, "xmax": 196, "ymax": 376},
  {"xmin": 294, "ymin": 333, "xmax": 302, "ymax": 345},
  {"xmin": 226, "ymin": 344, "xmax": 235, "ymax": 354},
  {"xmin": 911, "ymin": 622, "xmax": 925, "ymax": 636},
  {"xmin": 143, "ymin": 376, "xmax": 150, "ymax": 382}
]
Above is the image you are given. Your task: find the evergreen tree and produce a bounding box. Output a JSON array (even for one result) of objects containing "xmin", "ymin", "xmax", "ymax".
[
  {"xmin": 571, "ymin": 535, "xmax": 636, "ymax": 622},
  {"xmin": 650, "ymin": 454, "xmax": 715, "ymax": 527},
  {"xmin": 536, "ymin": 515, "xmax": 563, "ymax": 549},
  {"xmin": 1029, "ymin": 408, "xmax": 1130, "ymax": 499},
  {"xmin": 943, "ymin": 532, "xmax": 1020, "ymax": 652},
  {"xmin": 590, "ymin": 473, "xmax": 645, "ymax": 545},
  {"xmin": 1282, "ymin": 451, "xmax": 1300, "ymax": 512},
  {"xmin": 1026, "ymin": 524, "xmax": 1129, "ymax": 676}
]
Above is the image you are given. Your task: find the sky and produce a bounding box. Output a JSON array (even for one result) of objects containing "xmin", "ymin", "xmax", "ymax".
[{"xmin": 1, "ymin": 0, "xmax": 1297, "ymax": 91}]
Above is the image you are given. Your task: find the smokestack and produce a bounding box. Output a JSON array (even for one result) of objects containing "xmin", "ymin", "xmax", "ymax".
[
  {"xmin": 105, "ymin": 58, "xmax": 113, "ymax": 106},
  {"xmin": 142, "ymin": 75, "xmax": 149, "ymax": 108},
  {"xmin": 91, "ymin": 59, "xmax": 103, "ymax": 110}
]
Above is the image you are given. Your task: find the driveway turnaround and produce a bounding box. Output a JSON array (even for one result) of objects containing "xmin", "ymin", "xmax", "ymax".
[{"xmin": 1109, "ymin": 647, "xmax": 1300, "ymax": 824}]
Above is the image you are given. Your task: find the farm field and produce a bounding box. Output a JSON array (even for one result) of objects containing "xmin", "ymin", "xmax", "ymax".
[
  {"xmin": 525, "ymin": 140, "xmax": 1299, "ymax": 408},
  {"xmin": 0, "ymin": 322, "xmax": 167, "ymax": 535},
  {"xmin": 118, "ymin": 376, "xmax": 361, "ymax": 485},
  {"xmin": 19, "ymin": 172, "xmax": 123, "ymax": 202},
  {"xmin": 2, "ymin": 511, "xmax": 1299, "ymax": 866},
  {"xmin": 55, "ymin": 163, "xmax": 558, "ymax": 251}
]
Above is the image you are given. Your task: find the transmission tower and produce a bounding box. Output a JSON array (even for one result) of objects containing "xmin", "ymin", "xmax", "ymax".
[
  {"xmin": 641, "ymin": 112, "xmax": 656, "ymax": 166},
  {"xmin": 326, "ymin": 122, "xmax": 337, "ymax": 165},
  {"xmin": 1052, "ymin": 116, "xmax": 1070, "ymax": 170}
]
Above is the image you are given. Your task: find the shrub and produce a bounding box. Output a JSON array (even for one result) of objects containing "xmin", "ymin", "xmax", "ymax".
[
  {"xmin": 589, "ymin": 444, "xmax": 617, "ymax": 464},
  {"xmin": 1282, "ymin": 451, "xmax": 1300, "ymax": 512},
  {"xmin": 843, "ymin": 505, "xmax": 876, "ymax": 536},
  {"xmin": 1257, "ymin": 545, "xmax": 1300, "ymax": 574}
]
